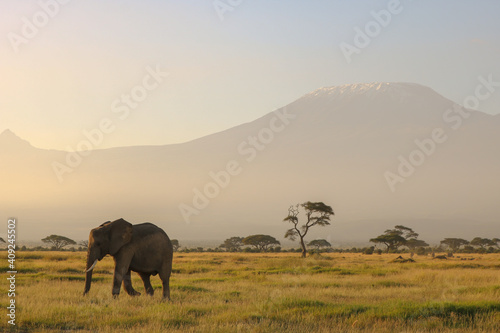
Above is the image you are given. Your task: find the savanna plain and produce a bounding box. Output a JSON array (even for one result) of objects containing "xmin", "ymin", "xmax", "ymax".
[{"xmin": 1, "ymin": 252, "xmax": 499, "ymax": 333}]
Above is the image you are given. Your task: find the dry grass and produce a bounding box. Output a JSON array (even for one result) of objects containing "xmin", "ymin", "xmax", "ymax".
[{"xmin": 0, "ymin": 252, "xmax": 499, "ymax": 332}]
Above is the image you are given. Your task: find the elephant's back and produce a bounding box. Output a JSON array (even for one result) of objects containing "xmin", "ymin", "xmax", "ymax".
[
  {"xmin": 132, "ymin": 223, "xmax": 172, "ymax": 248},
  {"xmin": 133, "ymin": 223, "xmax": 167, "ymax": 236}
]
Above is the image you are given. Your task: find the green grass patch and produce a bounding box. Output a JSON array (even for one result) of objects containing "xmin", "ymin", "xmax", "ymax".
[
  {"xmin": 375, "ymin": 280, "xmax": 411, "ymax": 288},
  {"xmin": 173, "ymin": 285, "xmax": 210, "ymax": 292},
  {"xmin": 186, "ymin": 307, "xmax": 210, "ymax": 318},
  {"xmin": 177, "ymin": 267, "xmax": 211, "ymax": 274},
  {"xmin": 108, "ymin": 317, "xmax": 148, "ymax": 328},
  {"xmin": 22, "ymin": 319, "xmax": 85, "ymax": 331},
  {"xmin": 2, "ymin": 252, "xmax": 499, "ymax": 332},
  {"xmin": 0, "ymin": 266, "xmax": 39, "ymax": 273},
  {"xmin": 375, "ymin": 300, "xmax": 500, "ymax": 320},
  {"xmin": 18, "ymin": 253, "xmax": 43, "ymax": 260},
  {"xmin": 323, "ymin": 304, "xmax": 370, "ymax": 317},
  {"xmin": 225, "ymin": 291, "xmax": 241, "ymax": 297},
  {"xmin": 45, "ymin": 255, "xmax": 69, "ymax": 261},
  {"xmin": 190, "ymin": 277, "xmax": 227, "ymax": 283},
  {"xmin": 47, "ymin": 274, "xmax": 106, "ymax": 282},
  {"xmin": 281, "ymin": 298, "xmax": 326, "ymax": 309},
  {"xmin": 94, "ymin": 269, "xmax": 113, "ymax": 275},
  {"xmin": 162, "ymin": 317, "xmax": 196, "ymax": 328},
  {"xmin": 58, "ymin": 268, "xmax": 82, "ymax": 274}
]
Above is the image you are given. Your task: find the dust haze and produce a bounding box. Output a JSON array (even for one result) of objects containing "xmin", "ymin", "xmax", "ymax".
[{"xmin": 1, "ymin": 82, "xmax": 499, "ymax": 244}]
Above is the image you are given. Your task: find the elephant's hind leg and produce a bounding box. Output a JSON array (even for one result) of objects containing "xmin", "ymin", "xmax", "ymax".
[
  {"xmin": 139, "ymin": 273, "xmax": 154, "ymax": 296},
  {"xmin": 122, "ymin": 270, "xmax": 141, "ymax": 296},
  {"xmin": 159, "ymin": 267, "xmax": 171, "ymax": 300}
]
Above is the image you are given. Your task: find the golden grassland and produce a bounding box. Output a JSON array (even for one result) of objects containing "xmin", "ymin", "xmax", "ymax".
[{"xmin": 0, "ymin": 251, "xmax": 499, "ymax": 332}]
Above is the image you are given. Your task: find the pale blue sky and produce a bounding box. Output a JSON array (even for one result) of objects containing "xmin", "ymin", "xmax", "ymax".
[{"xmin": 1, "ymin": 0, "xmax": 499, "ymax": 149}]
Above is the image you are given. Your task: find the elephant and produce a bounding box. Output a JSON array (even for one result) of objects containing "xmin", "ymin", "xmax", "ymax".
[{"xmin": 83, "ymin": 218, "xmax": 173, "ymax": 300}]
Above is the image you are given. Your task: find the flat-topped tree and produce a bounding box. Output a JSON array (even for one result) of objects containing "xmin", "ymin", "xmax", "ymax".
[
  {"xmin": 405, "ymin": 239, "xmax": 429, "ymax": 251},
  {"xmin": 493, "ymin": 238, "xmax": 500, "ymax": 249},
  {"xmin": 242, "ymin": 235, "xmax": 280, "ymax": 251},
  {"xmin": 392, "ymin": 225, "xmax": 419, "ymax": 240},
  {"xmin": 284, "ymin": 201, "xmax": 334, "ymax": 258},
  {"xmin": 307, "ymin": 239, "xmax": 332, "ymax": 251},
  {"xmin": 440, "ymin": 238, "xmax": 469, "ymax": 252},
  {"xmin": 171, "ymin": 239, "xmax": 180, "ymax": 251},
  {"xmin": 370, "ymin": 233, "xmax": 406, "ymax": 253},
  {"xmin": 42, "ymin": 235, "xmax": 76, "ymax": 250},
  {"xmin": 220, "ymin": 237, "xmax": 244, "ymax": 252},
  {"xmin": 370, "ymin": 225, "xmax": 424, "ymax": 253},
  {"xmin": 470, "ymin": 237, "xmax": 495, "ymax": 249}
]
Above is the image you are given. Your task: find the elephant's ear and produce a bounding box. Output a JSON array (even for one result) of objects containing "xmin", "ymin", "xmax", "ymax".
[{"xmin": 109, "ymin": 219, "xmax": 133, "ymax": 255}]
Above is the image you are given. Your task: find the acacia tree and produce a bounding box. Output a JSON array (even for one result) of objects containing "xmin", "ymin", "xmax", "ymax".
[
  {"xmin": 79, "ymin": 240, "xmax": 89, "ymax": 250},
  {"xmin": 470, "ymin": 237, "xmax": 495, "ymax": 249},
  {"xmin": 307, "ymin": 239, "xmax": 332, "ymax": 251},
  {"xmin": 406, "ymin": 239, "xmax": 429, "ymax": 252},
  {"xmin": 171, "ymin": 239, "xmax": 180, "ymax": 251},
  {"xmin": 284, "ymin": 201, "xmax": 334, "ymax": 258},
  {"xmin": 41, "ymin": 235, "xmax": 76, "ymax": 250},
  {"xmin": 242, "ymin": 235, "xmax": 280, "ymax": 251},
  {"xmin": 370, "ymin": 225, "xmax": 424, "ymax": 253},
  {"xmin": 219, "ymin": 237, "xmax": 244, "ymax": 252},
  {"xmin": 440, "ymin": 238, "xmax": 469, "ymax": 252},
  {"xmin": 370, "ymin": 233, "xmax": 406, "ymax": 252},
  {"xmin": 492, "ymin": 238, "xmax": 500, "ymax": 249},
  {"xmin": 392, "ymin": 225, "xmax": 419, "ymax": 240}
]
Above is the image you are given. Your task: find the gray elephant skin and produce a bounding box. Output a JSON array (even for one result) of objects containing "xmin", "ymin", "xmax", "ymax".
[{"xmin": 83, "ymin": 218, "xmax": 173, "ymax": 299}]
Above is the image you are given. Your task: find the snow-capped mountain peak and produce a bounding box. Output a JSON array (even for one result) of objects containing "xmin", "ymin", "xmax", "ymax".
[{"xmin": 304, "ymin": 82, "xmax": 439, "ymax": 103}]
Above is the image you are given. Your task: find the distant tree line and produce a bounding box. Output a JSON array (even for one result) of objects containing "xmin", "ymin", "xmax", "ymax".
[
  {"xmin": 369, "ymin": 226, "xmax": 499, "ymax": 254},
  {"xmin": 4, "ymin": 236, "xmax": 499, "ymax": 254},
  {"xmin": 1, "ymin": 214, "xmax": 498, "ymax": 256},
  {"xmin": 439, "ymin": 237, "xmax": 499, "ymax": 254}
]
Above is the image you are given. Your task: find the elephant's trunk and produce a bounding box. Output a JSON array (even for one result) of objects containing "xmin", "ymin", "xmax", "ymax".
[{"xmin": 84, "ymin": 252, "xmax": 98, "ymax": 295}]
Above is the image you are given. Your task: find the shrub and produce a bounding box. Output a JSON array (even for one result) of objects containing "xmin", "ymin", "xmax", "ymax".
[
  {"xmin": 363, "ymin": 247, "xmax": 374, "ymax": 255},
  {"xmin": 416, "ymin": 247, "xmax": 427, "ymax": 256}
]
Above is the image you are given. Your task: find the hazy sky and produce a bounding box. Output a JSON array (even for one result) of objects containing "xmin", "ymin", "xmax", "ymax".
[{"xmin": 1, "ymin": 0, "xmax": 499, "ymax": 150}]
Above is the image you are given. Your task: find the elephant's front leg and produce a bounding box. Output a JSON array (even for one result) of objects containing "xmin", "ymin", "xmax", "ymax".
[
  {"xmin": 112, "ymin": 263, "xmax": 129, "ymax": 297},
  {"xmin": 122, "ymin": 270, "xmax": 141, "ymax": 296}
]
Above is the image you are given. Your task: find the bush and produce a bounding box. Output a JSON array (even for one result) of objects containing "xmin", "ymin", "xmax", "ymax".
[
  {"xmin": 363, "ymin": 247, "xmax": 374, "ymax": 255},
  {"xmin": 416, "ymin": 247, "xmax": 427, "ymax": 256},
  {"xmin": 463, "ymin": 246, "xmax": 474, "ymax": 253}
]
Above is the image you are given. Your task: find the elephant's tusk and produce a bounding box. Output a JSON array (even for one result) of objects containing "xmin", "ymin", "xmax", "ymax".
[{"xmin": 85, "ymin": 259, "xmax": 98, "ymax": 273}]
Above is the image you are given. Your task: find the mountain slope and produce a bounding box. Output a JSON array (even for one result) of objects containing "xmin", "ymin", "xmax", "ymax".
[{"xmin": 1, "ymin": 82, "xmax": 499, "ymax": 243}]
